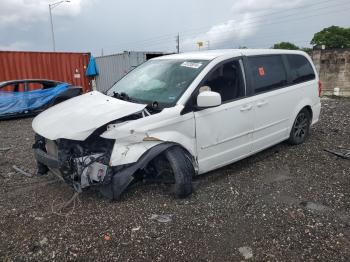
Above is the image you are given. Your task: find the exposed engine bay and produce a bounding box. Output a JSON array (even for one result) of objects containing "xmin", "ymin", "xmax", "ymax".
[{"xmin": 33, "ymin": 126, "xmax": 115, "ymax": 192}]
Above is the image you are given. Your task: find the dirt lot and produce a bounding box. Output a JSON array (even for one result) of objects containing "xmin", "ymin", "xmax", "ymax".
[{"xmin": 0, "ymin": 97, "xmax": 349, "ymax": 261}]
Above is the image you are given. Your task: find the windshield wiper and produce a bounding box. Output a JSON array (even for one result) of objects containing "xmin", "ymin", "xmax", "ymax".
[
  {"xmin": 146, "ymin": 101, "xmax": 162, "ymax": 111},
  {"xmin": 113, "ymin": 91, "xmax": 138, "ymax": 103}
]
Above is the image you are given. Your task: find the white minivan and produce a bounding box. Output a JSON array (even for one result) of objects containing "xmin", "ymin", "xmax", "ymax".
[{"xmin": 32, "ymin": 49, "xmax": 321, "ymax": 200}]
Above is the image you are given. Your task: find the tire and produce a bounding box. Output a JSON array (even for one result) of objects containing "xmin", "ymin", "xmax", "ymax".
[
  {"xmin": 164, "ymin": 146, "xmax": 194, "ymax": 198},
  {"xmin": 288, "ymin": 108, "xmax": 311, "ymax": 145}
]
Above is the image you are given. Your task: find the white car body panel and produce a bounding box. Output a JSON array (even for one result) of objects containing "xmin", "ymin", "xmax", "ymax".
[
  {"xmin": 251, "ymin": 86, "xmax": 298, "ymax": 151},
  {"xmin": 108, "ymin": 141, "xmax": 162, "ymax": 166},
  {"xmin": 194, "ymin": 96, "xmax": 255, "ymax": 173},
  {"xmin": 101, "ymin": 105, "xmax": 196, "ymax": 166},
  {"xmin": 32, "ymin": 91, "xmax": 146, "ymax": 140}
]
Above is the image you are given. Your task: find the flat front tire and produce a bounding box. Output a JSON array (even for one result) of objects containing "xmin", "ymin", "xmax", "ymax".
[{"xmin": 164, "ymin": 147, "xmax": 194, "ymax": 198}]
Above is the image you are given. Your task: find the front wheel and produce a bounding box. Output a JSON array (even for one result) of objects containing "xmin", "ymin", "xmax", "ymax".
[
  {"xmin": 147, "ymin": 146, "xmax": 194, "ymax": 198},
  {"xmin": 288, "ymin": 108, "xmax": 311, "ymax": 145},
  {"xmin": 164, "ymin": 147, "xmax": 194, "ymax": 198}
]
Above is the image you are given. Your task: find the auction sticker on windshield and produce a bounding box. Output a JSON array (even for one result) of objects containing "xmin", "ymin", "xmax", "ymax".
[{"xmin": 181, "ymin": 61, "xmax": 203, "ymax": 69}]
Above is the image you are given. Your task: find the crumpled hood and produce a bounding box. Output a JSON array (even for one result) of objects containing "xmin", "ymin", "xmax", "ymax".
[{"xmin": 32, "ymin": 91, "xmax": 146, "ymax": 141}]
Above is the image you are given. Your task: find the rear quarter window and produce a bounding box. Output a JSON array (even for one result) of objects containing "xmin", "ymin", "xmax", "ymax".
[
  {"xmin": 286, "ymin": 54, "xmax": 315, "ymax": 84},
  {"xmin": 247, "ymin": 55, "xmax": 287, "ymax": 94}
]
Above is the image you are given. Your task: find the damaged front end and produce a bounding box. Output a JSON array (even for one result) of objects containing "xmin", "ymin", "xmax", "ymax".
[
  {"xmin": 32, "ymin": 127, "xmax": 135, "ymax": 200},
  {"xmin": 31, "ymin": 91, "xmax": 173, "ymax": 200}
]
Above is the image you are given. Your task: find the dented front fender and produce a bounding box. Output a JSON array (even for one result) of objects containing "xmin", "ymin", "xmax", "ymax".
[
  {"xmin": 109, "ymin": 141, "xmax": 162, "ymax": 166},
  {"xmin": 101, "ymin": 106, "xmax": 197, "ymax": 167}
]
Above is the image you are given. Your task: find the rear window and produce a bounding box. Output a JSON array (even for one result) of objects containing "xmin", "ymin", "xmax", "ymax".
[
  {"xmin": 248, "ymin": 55, "xmax": 287, "ymax": 94},
  {"xmin": 286, "ymin": 54, "xmax": 315, "ymax": 84}
]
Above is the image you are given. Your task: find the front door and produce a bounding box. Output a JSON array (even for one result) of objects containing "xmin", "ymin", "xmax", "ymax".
[{"xmin": 194, "ymin": 59, "xmax": 254, "ymax": 174}]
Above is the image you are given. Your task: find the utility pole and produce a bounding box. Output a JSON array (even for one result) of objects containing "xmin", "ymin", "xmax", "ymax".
[
  {"xmin": 49, "ymin": 1, "xmax": 70, "ymax": 52},
  {"xmin": 176, "ymin": 33, "xmax": 180, "ymax": 53},
  {"xmin": 49, "ymin": 5, "xmax": 55, "ymax": 52}
]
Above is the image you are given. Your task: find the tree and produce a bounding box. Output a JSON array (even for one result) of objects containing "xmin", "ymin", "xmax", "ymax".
[
  {"xmin": 311, "ymin": 26, "xmax": 350, "ymax": 49},
  {"xmin": 272, "ymin": 42, "xmax": 300, "ymax": 50}
]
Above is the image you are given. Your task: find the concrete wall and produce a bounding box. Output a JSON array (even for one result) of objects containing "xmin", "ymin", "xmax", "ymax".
[{"xmin": 311, "ymin": 49, "xmax": 350, "ymax": 96}]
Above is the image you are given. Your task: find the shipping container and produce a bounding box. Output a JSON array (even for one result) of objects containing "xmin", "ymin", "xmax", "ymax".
[
  {"xmin": 95, "ymin": 51, "xmax": 166, "ymax": 93},
  {"xmin": 0, "ymin": 51, "xmax": 91, "ymax": 92}
]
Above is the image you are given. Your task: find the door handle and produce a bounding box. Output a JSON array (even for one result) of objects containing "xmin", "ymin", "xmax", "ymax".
[
  {"xmin": 240, "ymin": 104, "xmax": 252, "ymax": 112},
  {"xmin": 257, "ymin": 100, "xmax": 268, "ymax": 107}
]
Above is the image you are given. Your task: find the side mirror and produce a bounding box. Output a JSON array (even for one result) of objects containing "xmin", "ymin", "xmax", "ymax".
[{"xmin": 197, "ymin": 90, "xmax": 221, "ymax": 108}]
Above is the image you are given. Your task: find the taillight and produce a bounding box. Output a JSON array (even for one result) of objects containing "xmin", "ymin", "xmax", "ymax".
[{"xmin": 318, "ymin": 81, "xmax": 322, "ymax": 97}]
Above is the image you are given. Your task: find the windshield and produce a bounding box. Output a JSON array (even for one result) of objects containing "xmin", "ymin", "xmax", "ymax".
[{"xmin": 107, "ymin": 59, "xmax": 209, "ymax": 107}]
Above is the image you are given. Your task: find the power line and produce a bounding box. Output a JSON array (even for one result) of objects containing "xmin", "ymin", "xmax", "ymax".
[
  {"xmin": 100, "ymin": 0, "xmax": 346, "ymax": 51},
  {"xmin": 129, "ymin": 5, "xmax": 350, "ymax": 51},
  {"xmin": 178, "ymin": 0, "xmax": 347, "ymax": 37},
  {"xmin": 179, "ymin": 1, "xmax": 350, "ymax": 39}
]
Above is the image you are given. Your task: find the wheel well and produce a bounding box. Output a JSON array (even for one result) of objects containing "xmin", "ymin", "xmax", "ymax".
[
  {"xmin": 170, "ymin": 145, "xmax": 196, "ymax": 172},
  {"xmin": 155, "ymin": 144, "xmax": 195, "ymax": 165},
  {"xmin": 303, "ymin": 105, "xmax": 313, "ymax": 121},
  {"xmin": 145, "ymin": 144, "xmax": 196, "ymax": 177}
]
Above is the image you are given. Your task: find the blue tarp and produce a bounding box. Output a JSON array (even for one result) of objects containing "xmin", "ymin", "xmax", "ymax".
[
  {"xmin": 0, "ymin": 83, "xmax": 69, "ymax": 115},
  {"xmin": 86, "ymin": 55, "xmax": 99, "ymax": 77}
]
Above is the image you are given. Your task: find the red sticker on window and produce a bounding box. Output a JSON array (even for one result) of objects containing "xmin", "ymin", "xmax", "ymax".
[{"xmin": 258, "ymin": 67, "xmax": 265, "ymax": 76}]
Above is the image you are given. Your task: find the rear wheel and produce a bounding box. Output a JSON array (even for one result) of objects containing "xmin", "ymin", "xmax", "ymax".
[{"xmin": 288, "ymin": 108, "xmax": 311, "ymax": 145}]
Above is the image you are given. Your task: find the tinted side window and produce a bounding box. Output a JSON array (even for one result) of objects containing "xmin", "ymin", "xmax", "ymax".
[
  {"xmin": 202, "ymin": 60, "xmax": 245, "ymax": 102},
  {"xmin": 286, "ymin": 54, "xmax": 315, "ymax": 84},
  {"xmin": 248, "ymin": 55, "xmax": 287, "ymax": 94}
]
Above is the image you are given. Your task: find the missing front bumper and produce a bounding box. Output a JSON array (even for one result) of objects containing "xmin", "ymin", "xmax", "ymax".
[
  {"xmin": 33, "ymin": 148, "xmax": 61, "ymax": 169},
  {"xmin": 33, "ymin": 141, "xmax": 135, "ymax": 200},
  {"xmin": 33, "ymin": 136, "xmax": 178, "ymax": 200}
]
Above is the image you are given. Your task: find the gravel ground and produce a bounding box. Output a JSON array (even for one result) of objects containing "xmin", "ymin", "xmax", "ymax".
[{"xmin": 0, "ymin": 97, "xmax": 349, "ymax": 261}]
